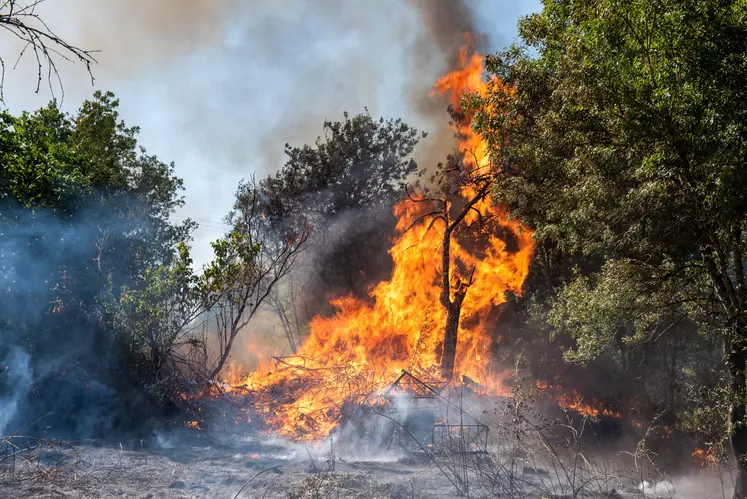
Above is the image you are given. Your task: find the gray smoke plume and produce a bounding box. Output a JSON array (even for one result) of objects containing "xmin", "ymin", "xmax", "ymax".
[
  {"xmin": 4, "ymin": 0, "xmax": 475, "ymax": 168},
  {"xmin": 407, "ymin": 0, "xmax": 481, "ymax": 168},
  {"xmin": 1, "ymin": 0, "xmax": 486, "ymax": 268},
  {"xmin": 406, "ymin": 0, "xmax": 480, "ymax": 112}
]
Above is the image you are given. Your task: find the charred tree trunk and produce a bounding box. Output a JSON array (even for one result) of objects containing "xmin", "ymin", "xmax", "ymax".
[
  {"xmin": 440, "ymin": 212, "xmax": 455, "ymax": 380},
  {"xmin": 441, "ymin": 286, "xmax": 468, "ymax": 380},
  {"xmin": 435, "ymin": 190, "xmax": 484, "ymax": 380}
]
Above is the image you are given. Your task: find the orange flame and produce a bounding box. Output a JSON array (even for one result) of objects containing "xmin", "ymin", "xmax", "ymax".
[
  {"xmin": 222, "ymin": 36, "xmax": 615, "ymax": 439},
  {"xmin": 431, "ymin": 34, "xmax": 490, "ymax": 170},
  {"xmin": 692, "ymin": 447, "xmax": 718, "ymax": 468},
  {"xmin": 185, "ymin": 420, "xmax": 203, "ymax": 430},
  {"xmin": 221, "ymin": 38, "xmax": 535, "ymax": 440},
  {"xmin": 536, "ymin": 380, "xmax": 622, "ymax": 418},
  {"xmin": 554, "ymin": 390, "xmax": 621, "ymax": 418}
]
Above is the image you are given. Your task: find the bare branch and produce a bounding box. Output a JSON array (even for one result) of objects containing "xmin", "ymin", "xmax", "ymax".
[{"xmin": 0, "ymin": 0, "xmax": 97, "ymax": 103}]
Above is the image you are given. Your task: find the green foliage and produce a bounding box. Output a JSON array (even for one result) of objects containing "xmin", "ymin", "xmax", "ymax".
[
  {"xmin": 0, "ymin": 92, "xmax": 195, "ymax": 433},
  {"xmin": 118, "ymin": 242, "xmax": 201, "ymax": 360},
  {"xmin": 549, "ymin": 259, "xmax": 689, "ymax": 363},
  {"xmin": 0, "ymin": 103, "xmax": 88, "ymax": 209},
  {"xmin": 261, "ymin": 111, "xmax": 425, "ymax": 223},
  {"xmin": 471, "ymin": 0, "xmax": 747, "ymax": 465},
  {"xmin": 201, "ymin": 230, "xmax": 261, "ymax": 302},
  {"xmin": 473, "ymin": 0, "xmax": 747, "ymax": 354}
]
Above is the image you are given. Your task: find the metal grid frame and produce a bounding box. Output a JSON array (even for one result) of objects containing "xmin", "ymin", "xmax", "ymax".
[
  {"xmin": 383, "ymin": 370, "xmax": 448, "ymax": 400},
  {"xmin": 430, "ymin": 423, "xmax": 489, "ymax": 455}
]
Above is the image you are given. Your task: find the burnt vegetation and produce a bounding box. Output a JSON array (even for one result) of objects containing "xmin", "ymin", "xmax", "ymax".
[{"xmin": 2, "ymin": 0, "xmax": 747, "ymax": 498}]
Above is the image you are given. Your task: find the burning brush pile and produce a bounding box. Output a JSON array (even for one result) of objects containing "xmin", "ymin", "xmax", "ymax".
[{"xmin": 191, "ymin": 39, "xmax": 619, "ymax": 443}]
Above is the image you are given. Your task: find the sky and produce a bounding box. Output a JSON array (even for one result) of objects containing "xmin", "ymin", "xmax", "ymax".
[{"xmin": 1, "ymin": 0, "xmax": 540, "ymax": 268}]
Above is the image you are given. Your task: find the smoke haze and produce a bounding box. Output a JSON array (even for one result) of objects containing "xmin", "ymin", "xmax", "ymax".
[{"xmin": 0, "ymin": 0, "xmax": 541, "ymax": 267}]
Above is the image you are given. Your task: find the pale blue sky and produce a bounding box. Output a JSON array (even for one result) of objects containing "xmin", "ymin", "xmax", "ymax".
[{"xmin": 2, "ymin": 0, "xmax": 540, "ymax": 267}]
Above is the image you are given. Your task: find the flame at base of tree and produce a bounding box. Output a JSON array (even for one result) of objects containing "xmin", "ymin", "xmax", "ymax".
[{"xmin": 226, "ymin": 190, "xmax": 535, "ymax": 439}]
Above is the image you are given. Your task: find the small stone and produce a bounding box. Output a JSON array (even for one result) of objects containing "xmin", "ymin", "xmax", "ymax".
[{"xmin": 168, "ymin": 480, "xmax": 186, "ymax": 489}]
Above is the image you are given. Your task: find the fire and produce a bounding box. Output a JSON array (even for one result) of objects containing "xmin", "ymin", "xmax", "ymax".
[
  {"xmin": 554, "ymin": 390, "xmax": 621, "ymax": 418},
  {"xmin": 220, "ymin": 35, "xmax": 615, "ymax": 440},
  {"xmin": 692, "ymin": 447, "xmax": 718, "ymax": 468},
  {"xmin": 431, "ymin": 34, "xmax": 492, "ymax": 170},
  {"xmin": 221, "ymin": 37, "xmax": 534, "ymax": 439},
  {"xmin": 536, "ymin": 380, "xmax": 621, "ymax": 418}
]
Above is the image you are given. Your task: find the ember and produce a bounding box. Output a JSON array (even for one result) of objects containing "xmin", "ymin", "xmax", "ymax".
[{"xmin": 693, "ymin": 447, "xmax": 718, "ymax": 468}]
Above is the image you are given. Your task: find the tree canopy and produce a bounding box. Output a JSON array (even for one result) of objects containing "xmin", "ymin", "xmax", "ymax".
[
  {"xmin": 471, "ymin": 0, "xmax": 747, "ymax": 493},
  {"xmin": 254, "ymin": 112, "xmax": 426, "ymax": 323},
  {"xmin": 0, "ymin": 91, "xmax": 193, "ymax": 435}
]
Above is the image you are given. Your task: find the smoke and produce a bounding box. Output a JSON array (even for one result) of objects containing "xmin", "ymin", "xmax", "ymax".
[
  {"xmin": 406, "ymin": 0, "xmax": 484, "ymax": 169},
  {"xmin": 0, "ymin": 198, "xmax": 165, "ymax": 439},
  {"xmin": 0, "ymin": 0, "xmax": 490, "ymax": 270},
  {"xmin": 4, "ymin": 0, "xmax": 475, "ymax": 166},
  {"xmin": 406, "ymin": 0, "xmax": 479, "ymax": 110},
  {"xmin": 0, "ymin": 348, "xmax": 32, "ymax": 436}
]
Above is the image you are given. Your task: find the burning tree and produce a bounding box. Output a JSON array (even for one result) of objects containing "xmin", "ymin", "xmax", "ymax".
[
  {"xmin": 407, "ymin": 39, "xmax": 528, "ymax": 380},
  {"xmin": 256, "ymin": 111, "xmax": 426, "ymax": 349},
  {"xmin": 406, "ymin": 154, "xmax": 503, "ymax": 380},
  {"xmin": 221, "ymin": 44, "xmax": 534, "ymax": 440}
]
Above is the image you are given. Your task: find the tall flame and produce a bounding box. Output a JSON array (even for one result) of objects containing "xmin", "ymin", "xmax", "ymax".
[
  {"xmin": 226, "ymin": 38, "xmax": 536, "ymax": 439},
  {"xmin": 432, "ymin": 35, "xmax": 491, "ymax": 169}
]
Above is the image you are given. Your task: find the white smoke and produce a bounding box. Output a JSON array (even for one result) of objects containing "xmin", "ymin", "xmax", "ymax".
[
  {"xmin": 639, "ymin": 478, "xmax": 675, "ymax": 497},
  {"xmin": 0, "ymin": 348, "xmax": 33, "ymax": 436}
]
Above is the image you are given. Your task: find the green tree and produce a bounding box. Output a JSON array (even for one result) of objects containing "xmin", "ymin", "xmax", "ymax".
[
  {"xmin": 117, "ymin": 242, "xmax": 204, "ymax": 391},
  {"xmin": 472, "ymin": 0, "xmax": 747, "ymax": 494},
  {"xmin": 255, "ymin": 112, "xmax": 425, "ymax": 346},
  {"xmin": 205, "ymin": 179, "xmax": 309, "ymax": 379},
  {"xmin": 0, "ymin": 92, "xmax": 192, "ymax": 434}
]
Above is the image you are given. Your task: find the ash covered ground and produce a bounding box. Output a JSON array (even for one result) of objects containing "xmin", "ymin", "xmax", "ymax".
[{"xmin": 1, "ymin": 412, "xmax": 735, "ymax": 498}]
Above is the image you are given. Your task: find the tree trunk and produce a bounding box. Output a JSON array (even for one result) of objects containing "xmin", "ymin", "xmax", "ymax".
[
  {"xmin": 441, "ymin": 303, "xmax": 462, "ymax": 379},
  {"xmin": 437, "ymin": 192, "xmax": 482, "ymax": 380},
  {"xmin": 731, "ymin": 327, "xmax": 747, "ymax": 499},
  {"xmin": 441, "ymin": 283, "xmax": 469, "ymax": 380},
  {"xmin": 210, "ymin": 326, "xmax": 238, "ymax": 381}
]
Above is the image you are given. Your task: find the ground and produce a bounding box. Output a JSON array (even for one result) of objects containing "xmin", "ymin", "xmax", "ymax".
[{"xmin": 0, "ymin": 425, "xmax": 734, "ymax": 498}]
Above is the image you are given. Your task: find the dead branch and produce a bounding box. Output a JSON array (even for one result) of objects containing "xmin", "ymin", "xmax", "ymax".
[
  {"xmin": 233, "ymin": 466, "xmax": 282, "ymax": 499},
  {"xmin": 0, "ymin": 0, "xmax": 97, "ymax": 103}
]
